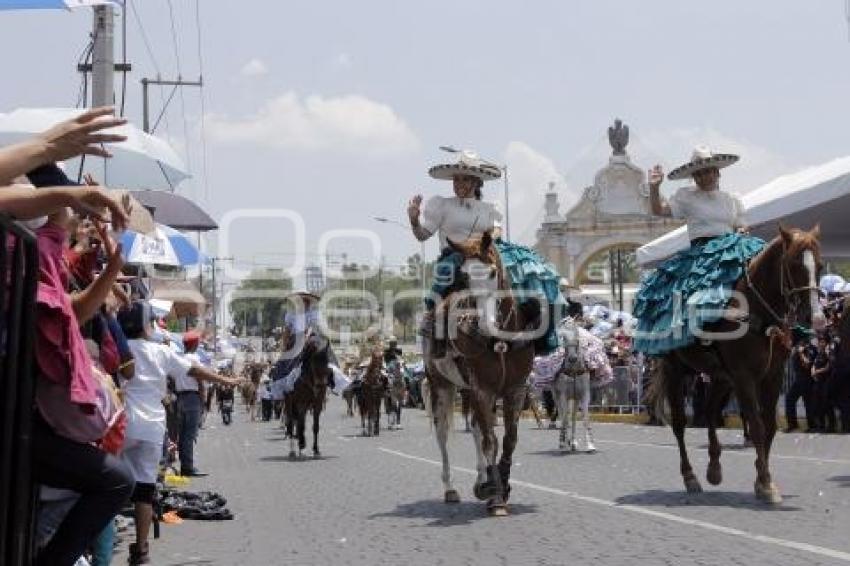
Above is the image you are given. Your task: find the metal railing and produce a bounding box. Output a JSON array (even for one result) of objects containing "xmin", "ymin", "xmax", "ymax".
[{"xmin": 0, "ymin": 215, "xmax": 39, "ymax": 566}]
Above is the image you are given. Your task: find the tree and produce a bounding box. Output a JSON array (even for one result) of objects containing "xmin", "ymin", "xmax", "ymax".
[{"xmin": 229, "ymin": 270, "xmax": 292, "ymax": 337}]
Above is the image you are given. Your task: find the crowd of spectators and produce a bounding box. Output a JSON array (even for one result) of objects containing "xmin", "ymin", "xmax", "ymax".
[{"xmin": 0, "ymin": 107, "xmax": 240, "ymax": 566}]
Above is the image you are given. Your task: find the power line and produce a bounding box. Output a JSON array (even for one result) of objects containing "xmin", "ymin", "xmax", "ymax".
[
  {"xmin": 167, "ymin": 0, "xmax": 193, "ymax": 179},
  {"xmin": 195, "ymin": 0, "xmax": 210, "ymax": 204},
  {"xmin": 128, "ymin": 0, "xmax": 160, "ymax": 75},
  {"xmin": 129, "ymin": 0, "xmax": 171, "ymax": 138}
]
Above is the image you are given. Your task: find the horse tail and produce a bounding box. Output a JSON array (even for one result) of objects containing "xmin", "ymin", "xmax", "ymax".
[{"xmin": 644, "ymin": 357, "xmax": 671, "ymax": 425}]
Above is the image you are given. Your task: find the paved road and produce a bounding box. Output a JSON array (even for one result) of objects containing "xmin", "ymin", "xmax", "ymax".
[{"xmin": 119, "ymin": 399, "xmax": 850, "ymax": 566}]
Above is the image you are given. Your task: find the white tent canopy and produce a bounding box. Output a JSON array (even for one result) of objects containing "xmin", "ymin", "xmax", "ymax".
[{"xmin": 637, "ymin": 156, "xmax": 850, "ymax": 267}]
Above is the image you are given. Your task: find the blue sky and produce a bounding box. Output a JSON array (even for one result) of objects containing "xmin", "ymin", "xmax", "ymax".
[{"xmin": 1, "ymin": 0, "xmax": 849, "ymax": 275}]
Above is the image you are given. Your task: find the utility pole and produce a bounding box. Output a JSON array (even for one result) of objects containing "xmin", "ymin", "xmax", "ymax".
[
  {"xmin": 90, "ymin": 5, "xmax": 115, "ymax": 107},
  {"xmin": 141, "ymin": 77, "xmax": 204, "ymax": 133},
  {"xmin": 209, "ymin": 256, "xmax": 234, "ymax": 355}
]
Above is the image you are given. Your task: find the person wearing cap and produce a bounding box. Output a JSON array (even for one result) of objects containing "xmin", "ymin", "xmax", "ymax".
[
  {"xmin": 407, "ymin": 150, "xmax": 564, "ymax": 372},
  {"xmin": 117, "ymin": 301, "xmax": 242, "ymax": 564},
  {"xmin": 633, "ymin": 146, "xmax": 765, "ymax": 355},
  {"xmin": 175, "ymin": 330, "xmax": 206, "ymax": 478}
]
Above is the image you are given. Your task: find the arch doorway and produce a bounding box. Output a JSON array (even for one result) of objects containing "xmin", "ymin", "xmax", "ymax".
[{"xmin": 576, "ymin": 244, "xmax": 640, "ymax": 311}]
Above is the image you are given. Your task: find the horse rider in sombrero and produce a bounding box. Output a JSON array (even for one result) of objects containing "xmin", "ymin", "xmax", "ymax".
[
  {"xmin": 407, "ymin": 150, "xmax": 564, "ymax": 381},
  {"xmin": 274, "ymin": 290, "xmax": 336, "ymax": 391},
  {"xmin": 633, "ymin": 146, "xmax": 766, "ymax": 355}
]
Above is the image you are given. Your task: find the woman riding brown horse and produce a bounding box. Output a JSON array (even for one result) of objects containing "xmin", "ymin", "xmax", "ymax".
[
  {"xmin": 649, "ymin": 225, "xmax": 824, "ymax": 503},
  {"xmin": 427, "ymin": 232, "xmax": 537, "ymax": 516}
]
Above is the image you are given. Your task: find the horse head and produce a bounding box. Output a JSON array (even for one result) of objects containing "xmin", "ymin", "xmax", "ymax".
[
  {"xmin": 558, "ymin": 317, "xmax": 586, "ymax": 375},
  {"xmin": 446, "ymin": 231, "xmax": 507, "ymax": 334},
  {"xmin": 363, "ymin": 348, "xmax": 384, "ymax": 385},
  {"xmin": 777, "ymin": 224, "xmax": 825, "ymax": 332}
]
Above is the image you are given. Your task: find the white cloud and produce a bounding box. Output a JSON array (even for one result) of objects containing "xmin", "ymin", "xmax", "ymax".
[
  {"xmin": 206, "ymin": 92, "xmax": 420, "ymax": 156},
  {"xmin": 502, "ymin": 141, "xmax": 568, "ymax": 243},
  {"xmin": 240, "ymin": 58, "xmax": 269, "ymax": 77}
]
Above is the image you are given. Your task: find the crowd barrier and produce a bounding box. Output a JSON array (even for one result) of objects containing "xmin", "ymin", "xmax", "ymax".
[{"xmin": 0, "ymin": 215, "xmax": 39, "ymax": 566}]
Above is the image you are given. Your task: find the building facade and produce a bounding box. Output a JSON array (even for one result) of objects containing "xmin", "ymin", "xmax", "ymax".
[{"xmin": 535, "ymin": 120, "xmax": 682, "ymax": 310}]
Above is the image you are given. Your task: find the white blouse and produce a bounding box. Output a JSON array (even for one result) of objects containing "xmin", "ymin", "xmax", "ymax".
[
  {"xmin": 668, "ymin": 186, "xmax": 746, "ymax": 241},
  {"xmin": 420, "ymin": 196, "xmax": 502, "ymax": 249}
]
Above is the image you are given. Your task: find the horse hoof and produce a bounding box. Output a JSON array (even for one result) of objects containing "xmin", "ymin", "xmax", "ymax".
[
  {"xmin": 585, "ymin": 443, "xmax": 597, "ymax": 453},
  {"xmin": 487, "ymin": 502, "xmax": 509, "ymax": 517},
  {"xmin": 706, "ymin": 465, "xmax": 723, "ymax": 486},
  {"xmin": 570, "ymin": 442, "xmax": 578, "ymax": 453},
  {"xmin": 288, "ymin": 451, "xmax": 297, "ymax": 461},
  {"xmin": 444, "ymin": 489, "xmax": 460, "ymax": 504},
  {"xmin": 313, "ymin": 451, "xmax": 321, "ymax": 459},
  {"xmin": 755, "ymin": 482, "xmax": 783, "ymax": 504},
  {"xmin": 684, "ymin": 477, "xmax": 703, "ymax": 494},
  {"xmin": 473, "ymin": 481, "xmax": 499, "ymax": 501}
]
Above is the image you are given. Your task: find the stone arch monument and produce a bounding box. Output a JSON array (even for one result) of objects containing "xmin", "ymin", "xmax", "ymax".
[{"xmin": 535, "ymin": 119, "xmax": 681, "ymax": 310}]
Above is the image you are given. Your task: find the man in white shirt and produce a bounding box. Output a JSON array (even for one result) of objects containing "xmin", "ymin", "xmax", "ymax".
[
  {"xmin": 117, "ymin": 302, "xmax": 242, "ymax": 563},
  {"xmin": 176, "ymin": 331, "xmax": 208, "ymax": 478}
]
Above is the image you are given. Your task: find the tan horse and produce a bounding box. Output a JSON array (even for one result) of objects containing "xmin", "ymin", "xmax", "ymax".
[
  {"xmin": 648, "ymin": 226, "xmax": 824, "ymax": 504},
  {"xmin": 426, "ymin": 233, "xmax": 537, "ymax": 516},
  {"xmin": 358, "ymin": 350, "xmax": 386, "ymax": 437}
]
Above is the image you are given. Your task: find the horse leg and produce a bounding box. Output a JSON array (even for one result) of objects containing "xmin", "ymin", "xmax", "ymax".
[
  {"xmin": 462, "ymin": 390, "xmax": 472, "ymax": 432},
  {"xmin": 470, "ymin": 387, "xmax": 502, "ymax": 506},
  {"xmin": 554, "ymin": 381, "xmax": 569, "ymax": 451},
  {"xmin": 733, "ymin": 378, "xmax": 777, "ymax": 503},
  {"xmin": 373, "ymin": 394, "xmax": 381, "ymax": 436},
  {"xmin": 396, "ymin": 395, "xmax": 403, "ymax": 429},
  {"xmin": 312, "ymin": 405, "xmax": 321, "ymax": 458},
  {"xmin": 664, "ymin": 358, "xmax": 702, "ymax": 493},
  {"xmin": 494, "ymin": 386, "xmax": 526, "ymax": 515},
  {"xmin": 528, "ymin": 390, "xmax": 543, "ymax": 429},
  {"xmin": 432, "ymin": 382, "xmax": 459, "ymax": 503},
  {"xmin": 756, "ymin": 374, "xmax": 783, "ymax": 503},
  {"xmin": 581, "ymin": 374, "xmax": 596, "ymax": 452},
  {"xmin": 705, "ymin": 378, "xmax": 732, "ymax": 486},
  {"xmin": 288, "ymin": 405, "xmax": 298, "ymax": 460},
  {"xmin": 297, "ymin": 408, "xmax": 307, "ymax": 459}
]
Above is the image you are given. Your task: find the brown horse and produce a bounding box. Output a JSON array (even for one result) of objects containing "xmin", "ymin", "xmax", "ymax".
[
  {"xmin": 649, "ymin": 226, "xmax": 824, "ymax": 503},
  {"xmin": 284, "ymin": 335, "xmax": 332, "ymax": 459},
  {"xmin": 358, "ymin": 350, "xmax": 386, "ymax": 437},
  {"xmin": 426, "ymin": 233, "xmax": 537, "ymax": 516}
]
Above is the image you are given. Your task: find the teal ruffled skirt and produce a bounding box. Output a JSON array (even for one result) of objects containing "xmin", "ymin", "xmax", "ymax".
[
  {"xmin": 632, "ymin": 232, "xmax": 765, "ymax": 356},
  {"xmin": 428, "ymin": 239, "xmax": 565, "ymax": 354}
]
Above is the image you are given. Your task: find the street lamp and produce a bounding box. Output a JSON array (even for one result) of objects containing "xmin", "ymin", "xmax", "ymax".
[
  {"xmin": 439, "ymin": 145, "xmax": 510, "ymax": 240},
  {"xmin": 372, "ymin": 216, "xmax": 408, "ymax": 230}
]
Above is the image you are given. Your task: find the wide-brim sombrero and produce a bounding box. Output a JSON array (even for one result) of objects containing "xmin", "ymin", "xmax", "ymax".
[
  {"xmin": 286, "ymin": 290, "xmax": 320, "ymax": 302},
  {"xmin": 667, "ymin": 146, "xmax": 739, "ymax": 181},
  {"xmin": 428, "ymin": 150, "xmax": 502, "ymax": 182}
]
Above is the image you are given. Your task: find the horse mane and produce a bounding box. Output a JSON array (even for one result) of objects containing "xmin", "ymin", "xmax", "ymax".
[{"xmin": 747, "ymin": 227, "xmax": 821, "ymax": 278}]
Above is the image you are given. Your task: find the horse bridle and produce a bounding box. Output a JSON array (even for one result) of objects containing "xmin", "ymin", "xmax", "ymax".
[{"xmin": 744, "ymin": 240, "xmax": 819, "ymax": 328}]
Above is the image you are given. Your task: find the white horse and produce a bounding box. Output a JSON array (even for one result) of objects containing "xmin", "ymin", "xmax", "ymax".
[
  {"xmin": 531, "ymin": 318, "xmax": 612, "ymax": 452},
  {"xmin": 552, "ymin": 319, "xmax": 595, "ymax": 453}
]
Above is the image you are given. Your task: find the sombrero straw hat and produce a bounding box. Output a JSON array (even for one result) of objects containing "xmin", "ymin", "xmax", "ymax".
[
  {"xmin": 428, "ymin": 150, "xmax": 502, "ymax": 182},
  {"xmin": 286, "ymin": 289, "xmax": 320, "ymax": 302},
  {"xmin": 667, "ymin": 146, "xmax": 739, "ymax": 181}
]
